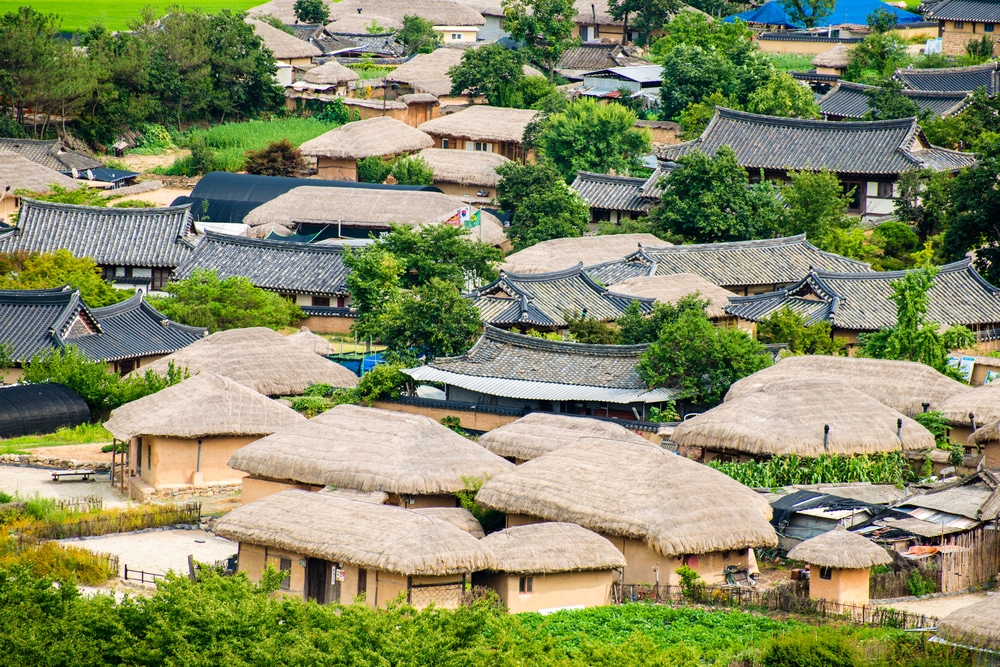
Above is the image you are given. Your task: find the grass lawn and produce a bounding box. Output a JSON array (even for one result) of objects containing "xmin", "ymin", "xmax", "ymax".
[
  {"xmin": 765, "ymin": 53, "xmax": 815, "ymax": 71},
  {"xmin": 0, "ymin": 423, "xmax": 111, "ymax": 455},
  {"xmin": 3, "ymin": 0, "xmax": 261, "ymax": 32}
]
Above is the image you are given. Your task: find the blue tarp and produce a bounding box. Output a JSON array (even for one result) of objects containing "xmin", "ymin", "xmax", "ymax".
[{"xmin": 723, "ymin": 0, "xmax": 922, "ymax": 28}]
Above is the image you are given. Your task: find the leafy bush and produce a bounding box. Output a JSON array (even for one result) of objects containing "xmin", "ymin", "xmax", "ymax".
[
  {"xmin": 244, "ymin": 139, "xmax": 308, "ymax": 177},
  {"xmin": 390, "ymin": 155, "xmax": 433, "ymax": 186},
  {"xmin": 128, "ymin": 123, "xmax": 174, "ymax": 154},
  {"xmin": 357, "ymin": 155, "xmax": 392, "ymax": 184},
  {"xmin": 907, "ymin": 569, "xmax": 938, "ymax": 596},
  {"xmin": 110, "ymin": 199, "xmax": 158, "ymax": 208},
  {"xmin": 288, "ymin": 396, "xmax": 331, "ymax": 417},
  {"xmin": 709, "ymin": 453, "xmax": 912, "ymax": 487},
  {"xmin": 312, "ymin": 98, "xmax": 359, "ymax": 124},
  {"xmin": 100, "ymin": 442, "xmax": 126, "ymax": 454},
  {"xmin": 294, "ymin": 0, "xmax": 329, "ymax": 23},
  {"xmin": 302, "ymin": 383, "xmax": 334, "ymax": 397},
  {"xmin": 676, "ymin": 565, "xmax": 706, "ymax": 601},
  {"xmin": 456, "ymin": 476, "xmax": 506, "ymax": 534},
  {"xmin": 761, "ymin": 630, "xmax": 859, "ymax": 667}
]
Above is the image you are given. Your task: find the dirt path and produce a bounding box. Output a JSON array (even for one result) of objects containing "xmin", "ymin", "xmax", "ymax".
[
  {"xmin": 879, "ymin": 591, "xmax": 991, "ymax": 617},
  {"xmin": 116, "ymin": 149, "xmax": 189, "ymax": 174},
  {"xmin": 24, "ymin": 443, "xmax": 112, "ymax": 463}
]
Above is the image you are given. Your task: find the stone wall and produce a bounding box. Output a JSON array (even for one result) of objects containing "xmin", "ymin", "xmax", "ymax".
[{"xmin": 0, "ymin": 454, "xmax": 110, "ymax": 472}]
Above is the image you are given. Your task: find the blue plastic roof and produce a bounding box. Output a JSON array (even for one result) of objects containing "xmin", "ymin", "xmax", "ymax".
[{"xmin": 724, "ymin": 0, "xmax": 922, "ymax": 27}]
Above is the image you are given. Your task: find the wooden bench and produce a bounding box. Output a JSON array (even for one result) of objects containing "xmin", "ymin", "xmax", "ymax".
[{"xmin": 51, "ymin": 469, "xmax": 96, "ymax": 482}]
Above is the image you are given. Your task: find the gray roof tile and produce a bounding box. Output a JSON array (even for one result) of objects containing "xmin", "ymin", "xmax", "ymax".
[
  {"xmin": 927, "ymin": 0, "xmax": 1000, "ymax": 23},
  {"xmin": 0, "ymin": 139, "xmax": 102, "ymax": 172},
  {"xmin": 894, "ymin": 62, "xmax": 1000, "ymax": 94},
  {"xmin": 74, "ymin": 294, "xmax": 206, "ymax": 362},
  {"xmin": 570, "ymin": 171, "xmax": 654, "ymax": 213},
  {"xmin": 818, "ymin": 82, "xmax": 972, "ymax": 119}
]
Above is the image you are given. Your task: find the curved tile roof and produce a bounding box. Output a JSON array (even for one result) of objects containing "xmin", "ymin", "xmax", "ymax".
[
  {"xmin": 894, "ymin": 62, "xmax": 999, "ymax": 94},
  {"xmin": 570, "ymin": 171, "xmax": 655, "ymax": 213},
  {"xmin": 818, "ymin": 82, "xmax": 972, "ymax": 119}
]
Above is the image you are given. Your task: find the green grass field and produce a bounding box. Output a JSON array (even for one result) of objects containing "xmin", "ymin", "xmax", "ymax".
[{"xmin": 0, "ymin": 1, "xmax": 261, "ymax": 32}]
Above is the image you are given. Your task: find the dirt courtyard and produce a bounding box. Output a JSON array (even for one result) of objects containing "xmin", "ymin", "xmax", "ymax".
[
  {"xmin": 0, "ymin": 465, "xmax": 129, "ymax": 507},
  {"xmin": 60, "ymin": 528, "xmax": 237, "ymax": 577},
  {"xmin": 879, "ymin": 591, "xmax": 992, "ymax": 618}
]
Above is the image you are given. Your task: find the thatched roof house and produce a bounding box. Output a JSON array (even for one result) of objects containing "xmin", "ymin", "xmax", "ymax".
[
  {"xmin": 105, "ymin": 372, "xmax": 305, "ymax": 441},
  {"xmin": 481, "ymin": 522, "xmax": 626, "ymax": 573},
  {"xmin": 608, "ymin": 274, "xmax": 734, "ymax": 320},
  {"xmin": 242, "ymin": 185, "xmax": 508, "ymax": 246},
  {"xmin": 418, "ymin": 106, "xmax": 539, "ymax": 156},
  {"xmin": 326, "ymin": 14, "xmax": 404, "ymax": 32},
  {"xmin": 386, "ymin": 49, "xmax": 540, "ymax": 98},
  {"xmin": 325, "ymin": 0, "xmax": 486, "ymax": 27},
  {"xmin": 726, "ymin": 355, "xmax": 971, "ymax": 418},
  {"xmin": 301, "ymin": 60, "xmax": 360, "ymax": 86},
  {"xmin": 812, "ymin": 44, "xmax": 851, "ymax": 71},
  {"xmin": 228, "ymin": 404, "xmax": 513, "ymax": 500},
  {"xmin": 936, "ymin": 592, "xmax": 1000, "ymax": 651},
  {"xmin": 501, "ymin": 233, "xmax": 668, "ymax": 274},
  {"xmin": 477, "ymin": 412, "xmax": 650, "ymax": 462},
  {"xmin": 940, "ymin": 380, "xmax": 1000, "ymax": 431},
  {"xmin": 415, "ymin": 147, "xmax": 508, "ymax": 197},
  {"xmin": 672, "ymin": 378, "xmax": 935, "ymax": 460},
  {"xmin": 299, "ymin": 116, "xmax": 433, "ymax": 161},
  {"xmin": 413, "ymin": 507, "xmax": 485, "ymax": 538},
  {"xmin": 247, "ymin": 19, "xmax": 321, "ymax": 63},
  {"xmin": 138, "ymin": 327, "xmax": 358, "ymax": 396},
  {"xmin": 0, "ymin": 152, "xmax": 83, "ymax": 197},
  {"xmin": 476, "ymin": 436, "xmax": 777, "ymax": 584},
  {"xmin": 286, "ymin": 327, "xmax": 332, "ymax": 355},
  {"xmin": 787, "ymin": 524, "xmax": 893, "ymax": 570}
]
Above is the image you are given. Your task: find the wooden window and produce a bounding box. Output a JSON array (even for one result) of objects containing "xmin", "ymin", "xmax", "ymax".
[
  {"xmin": 442, "ymin": 138, "xmax": 450, "ymax": 149},
  {"xmin": 954, "ymin": 21, "xmax": 965, "ymax": 28},
  {"xmin": 311, "ymin": 296, "xmax": 330, "ymax": 307},
  {"xmin": 152, "ymin": 268, "xmax": 172, "ymax": 291},
  {"xmin": 819, "ymin": 566, "xmax": 833, "ymax": 580},
  {"xmin": 518, "ymin": 576, "xmax": 533, "ymax": 593},
  {"xmin": 842, "ymin": 181, "xmax": 863, "ymax": 212},
  {"xmin": 987, "ymin": 23, "xmax": 995, "ymax": 32},
  {"xmin": 877, "ymin": 182, "xmax": 894, "ymax": 199},
  {"xmin": 451, "ymin": 33, "xmax": 462, "ymax": 40},
  {"xmin": 279, "ymin": 558, "xmax": 292, "ymax": 590},
  {"xmin": 357, "ymin": 568, "xmax": 368, "ymax": 596}
]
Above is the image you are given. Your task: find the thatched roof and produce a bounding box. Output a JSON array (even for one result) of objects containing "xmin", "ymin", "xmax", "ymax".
[
  {"xmin": 501, "ymin": 234, "xmax": 669, "ymax": 274},
  {"xmin": 326, "ymin": 14, "xmax": 404, "ymax": 33},
  {"xmin": 672, "ymin": 378, "xmax": 934, "ymax": 457},
  {"xmin": 416, "ymin": 148, "xmax": 508, "ymax": 187},
  {"xmin": 725, "ymin": 355, "xmax": 971, "ymax": 418},
  {"xmin": 812, "ymin": 44, "xmax": 851, "ymax": 69},
  {"xmin": 418, "ymin": 105, "xmax": 539, "ymax": 144},
  {"xmin": 481, "ymin": 522, "xmax": 627, "ymax": 574},
  {"xmin": 250, "ymin": 0, "xmax": 485, "ymax": 27},
  {"xmin": 248, "ymin": 19, "xmax": 322, "ymax": 60},
  {"xmin": 413, "ymin": 507, "xmax": 485, "ymax": 538},
  {"xmin": 320, "ymin": 487, "xmax": 389, "ymax": 504},
  {"xmin": 242, "ymin": 185, "xmax": 508, "ymax": 246},
  {"xmin": 477, "ymin": 413, "xmax": 650, "ymax": 462},
  {"xmin": 940, "ymin": 380, "xmax": 1000, "ymax": 429},
  {"xmin": 937, "ymin": 593, "xmax": 1000, "ymax": 650},
  {"xmin": 137, "ymin": 327, "xmax": 358, "ymax": 396},
  {"xmin": 971, "ymin": 418, "xmax": 1000, "ymax": 444},
  {"xmin": 476, "ymin": 437, "xmax": 777, "ymax": 557},
  {"xmin": 286, "ymin": 327, "xmax": 332, "ymax": 355},
  {"xmin": 0, "ymin": 151, "xmax": 83, "ymax": 193},
  {"xmin": 228, "ymin": 404, "xmax": 513, "ymax": 494},
  {"xmin": 608, "ymin": 274, "xmax": 734, "ymax": 320},
  {"xmin": 105, "ymin": 372, "xmax": 305, "ymax": 440},
  {"xmin": 302, "ymin": 60, "xmax": 360, "ymax": 85},
  {"xmin": 299, "ymin": 116, "xmax": 433, "ymax": 160},
  {"xmin": 214, "ymin": 490, "xmax": 494, "ymax": 575},
  {"xmin": 386, "ymin": 49, "xmax": 464, "ymax": 97},
  {"xmin": 786, "ymin": 525, "xmax": 892, "ymax": 569}
]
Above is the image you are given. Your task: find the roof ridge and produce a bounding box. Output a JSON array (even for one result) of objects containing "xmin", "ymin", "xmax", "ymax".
[
  {"xmin": 716, "ymin": 106, "xmax": 918, "ymax": 131},
  {"xmin": 500, "ymin": 262, "xmax": 586, "ymax": 281},
  {"xmin": 813, "ymin": 257, "xmax": 973, "ymax": 281},
  {"xmin": 483, "ymin": 324, "xmax": 651, "ymax": 355},
  {"xmin": 201, "ymin": 231, "xmax": 346, "ymax": 254},
  {"xmin": 896, "ymin": 62, "xmax": 998, "ymax": 76},
  {"xmin": 20, "ymin": 197, "xmax": 192, "ymax": 215},
  {"xmin": 572, "ymin": 171, "xmax": 649, "ymax": 186},
  {"xmin": 642, "ymin": 234, "xmax": 808, "ymax": 253}
]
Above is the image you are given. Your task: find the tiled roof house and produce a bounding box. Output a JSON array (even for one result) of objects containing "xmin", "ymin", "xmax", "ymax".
[
  {"xmin": 925, "ymin": 2, "xmax": 1000, "ymax": 57},
  {"xmin": 894, "ymin": 62, "xmax": 1000, "ymax": 94},
  {"xmin": 818, "ymin": 82, "xmax": 972, "ymax": 120},
  {"xmin": 569, "ymin": 171, "xmax": 656, "ymax": 229}
]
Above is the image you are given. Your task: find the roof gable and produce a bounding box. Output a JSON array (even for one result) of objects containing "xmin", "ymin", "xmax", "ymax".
[{"xmin": 0, "ymin": 287, "xmax": 97, "ymax": 361}]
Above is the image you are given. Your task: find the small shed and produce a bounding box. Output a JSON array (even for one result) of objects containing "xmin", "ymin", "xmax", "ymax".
[
  {"xmin": 608, "ymin": 274, "xmax": 736, "ymax": 321},
  {"xmin": 477, "ymin": 412, "xmax": 650, "ymax": 463},
  {"xmin": 477, "ymin": 522, "xmax": 626, "ymax": 613},
  {"xmin": 214, "ymin": 489, "xmax": 495, "ymax": 608},
  {"xmin": 0, "ymin": 383, "xmax": 89, "ymax": 439},
  {"xmin": 294, "ymin": 60, "xmax": 360, "ymax": 96},
  {"xmin": 298, "ymin": 116, "xmax": 434, "ymax": 181},
  {"xmin": 787, "ymin": 525, "xmax": 892, "ymax": 606},
  {"xmin": 812, "ymin": 44, "xmax": 851, "ymax": 76}
]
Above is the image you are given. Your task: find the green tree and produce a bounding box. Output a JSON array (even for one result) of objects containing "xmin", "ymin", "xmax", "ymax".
[
  {"xmin": 966, "ymin": 35, "xmax": 995, "ymax": 63},
  {"xmin": 378, "ymin": 277, "xmax": 482, "ymax": 361},
  {"xmin": 154, "ymin": 269, "xmax": 303, "ymax": 332},
  {"xmin": 779, "ymin": 170, "xmax": 854, "ymax": 248},
  {"xmin": 608, "ymin": 0, "xmax": 681, "ymax": 46},
  {"xmin": 648, "ymin": 147, "xmax": 785, "ymax": 243},
  {"xmin": 378, "ymin": 223, "xmax": 502, "ymax": 288},
  {"xmin": 617, "ymin": 294, "xmax": 709, "ymax": 344},
  {"xmin": 244, "ymin": 139, "xmax": 308, "ymax": 177},
  {"xmin": 858, "ymin": 266, "xmax": 975, "ymax": 376},
  {"xmin": 496, "ymin": 161, "xmax": 590, "ymax": 250},
  {"xmin": 894, "ymin": 169, "xmax": 951, "ymax": 241},
  {"xmin": 844, "ymin": 32, "xmax": 908, "ymax": 84},
  {"xmin": 0, "ymin": 250, "xmax": 130, "ymax": 307},
  {"xmin": 944, "ymin": 133, "xmax": 1000, "ymax": 285},
  {"xmin": 344, "ymin": 244, "xmax": 403, "ymax": 341},
  {"xmin": 745, "ymin": 72, "xmax": 820, "ymax": 118},
  {"xmin": 356, "ymin": 155, "xmax": 392, "ymax": 184},
  {"xmin": 779, "ymin": 0, "xmax": 836, "ymax": 28},
  {"xmin": 398, "ymin": 15, "xmax": 441, "ymax": 56},
  {"xmin": 871, "ymin": 220, "xmax": 920, "ymax": 270},
  {"xmin": 658, "ymin": 44, "xmax": 736, "ymax": 119},
  {"xmin": 293, "ymin": 0, "xmax": 329, "ymax": 24},
  {"xmin": 639, "ymin": 307, "xmax": 773, "ymax": 406},
  {"xmin": 677, "ymin": 91, "xmax": 735, "ymax": 138},
  {"xmin": 389, "ymin": 155, "xmax": 434, "ymax": 186},
  {"xmin": 502, "ymin": 0, "xmax": 577, "ymax": 80},
  {"xmin": 863, "ymin": 78, "xmax": 925, "ymax": 121},
  {"xmin": 565, "ymin": 310, "xmax": 620, "ymax": 344},
  {"xmin": 536, "ymin": 98, "xmax": 652, "ymax": 182},
  {"xmin": 448, "ymin": 43, "xmax": 525, "ymax": 106},
  {"xmin": 866, "ymin": 7, "xmax": 897, "ymax": 33},
  {"xmin": 757, "ymin": 307, "xmax": 846, "ymax": 355}
]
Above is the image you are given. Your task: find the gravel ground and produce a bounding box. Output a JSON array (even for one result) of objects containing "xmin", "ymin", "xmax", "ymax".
[
  {"xmin": 59, "ymin": 528, "xmax": 237, "ymax": 577},
  {"xmin": 880, "ymin": 590, "xmax": 991, "ymax": 618},
  {"xmin": 0, "ymin": 465, "xmax": 129, "ymax": 507}
]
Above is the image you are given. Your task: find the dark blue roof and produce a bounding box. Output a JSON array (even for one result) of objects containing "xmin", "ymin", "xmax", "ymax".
[
  {"xmin": 60, "ymin": 167, "xmax": 140, "ymax": 183},
  {"xmin": 0, "ymin": 383, "xmax": 90, "ymax": 438},
  {"xmin": 724, "ymin": 0, "xmax": 922, "ymax": 27}
]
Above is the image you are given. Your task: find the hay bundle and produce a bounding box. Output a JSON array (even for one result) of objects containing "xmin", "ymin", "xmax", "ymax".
[
  {"xmin": 608, "ymin": 274, "xmax": 733, "ymax": 319},
  {"xmin": 478, "ymin": 413, "xmax": 651, "ymax": 462},
  {"xmin": 228, "ymin": 404, "xmax": 513, "ymax": 494},
  {"xmin": 937, "ymin": 593, "xmax": 1000, "ymax": 650},
  {"xmin": 786, "ymin": 525, "xmax": 892, "ymax": 569},
  {"xmin": 476, "ymin": 437, "xmax": 778, "ymax": 557},
  {"xmin": 214, "ymin": 490, "xmax": 494, "ymax": 575},
  {"xmin": 726, "ymin": 355, "xmax": 971, "ymax": 418},
  {"xmin": 501, "ymin": 233, "xmax": 667, "ymax": 274},
  {"xmin": 299, "ymin": 116, "xmax": 433, "ymax": 159},
  {"xmin": 105, "ymin": 372, "xmax": 305, "ymax": 440},
  {"xmin": 673, "ymin": 378, "xmax": 934, "ymax": 457},
  {"xmin": 481, "ymin": 522, "xmax": 627, "ymax": 573},
  {"xmin": 137, "ymin": 327, "xmax": 358, "ymax": 396}
]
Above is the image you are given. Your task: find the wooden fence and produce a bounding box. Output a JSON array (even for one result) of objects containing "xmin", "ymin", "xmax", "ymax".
[{"xmin": 939, "ymin": 526, "xmax": 1000, "ymax": 593}]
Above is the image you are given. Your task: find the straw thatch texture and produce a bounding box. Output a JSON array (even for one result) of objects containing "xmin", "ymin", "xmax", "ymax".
[
  {"xmin": 299, "ymin": 116, "xmax": 433, "ymax": 159},
  {"xmin": 937, "ymin": 592, "xmax": 1000, "ymax": 650},
  {"xmin": 228, "ymin": 404, "xmax": 513, "ymax": 493},
  {"xmin": 242, "ymin": 185, "xmax": 508, "ymax": 246},
  {"xmin": 215, "ymin": 490, "xmax": 494, "ymax": 575},
  {"xmin": 672, "ymin": 378, "xmax": 934, "ymax": 457},
  {"xmin": 786, "ymin": 525, "xmax": 892, "ymax": 569},
  {"xmin": 477, "ymin": 413, "xmax": 650, "ymax": 461},
  {"xmin": 137, "ymin": 327, "xmax": 358, "ymax": 396},
  {"xmin": 252, "ymin": 0, "xmax": 485, "ymax": 25},
  {"xmin": 608, "ymin": 274, "xmax": 733, "ymax": 319},
  {"xmin": 386, "ymin": 48, "xmax": 462, "ymax": 88},
  {"xmin": 287, "ymin": 327, "xmax": 332, "ymax": 355},
  {"xmin": 248, "ymin": 19, "xmax": 322, "ymax": 60},
  {"xmin": 812, "ymin": 44, "xmax": 851, "ymax": 69},
  {"xmin": 501, "ymin": 234, "xmax": 668, "ymax": 274},
  {"xmin": 971, "ymin": 418, "xmax": 1000, "ymax": 444},
  {"xmin": 302, "ymin": 60, "xmax": 360, "ymax": 85},
  {"xmin": 940, "ymin": 380, "xmax": 1000, "ymax": 429},
  {"xmin": 326, "ymin": 15, "xmax": 404, "ymax": 32},
  {"xmin": 413, "ymin": 507, "xmax": 485, "ymax": 538},
  {"xmin": 0, "ymin": 152, "xmax": 83, "ymax": 193},
  {"xmin": 416, "ymin": 148, "xmax": 508, "ymax": 187},
  {"xmin": 105, "ymin": 372, "xmax": 305, "ymax": 440},
  {"xmin": 418, "ymin": 105, "xmax": 539, "ymax": 143},
  {"xmin": 725, "ymin": 355, "xmax": 971, "ymax": 418},
  {"xmin": 481, "ymin": 522, "xmax": 626, "ymax": 574},
  {"xmin": 476, "ymin": 437, "xmax": 777, "ymax": 556},
  {"xmin": 319, "ymin": 487, "xmax": 389, "ymax": 504}
]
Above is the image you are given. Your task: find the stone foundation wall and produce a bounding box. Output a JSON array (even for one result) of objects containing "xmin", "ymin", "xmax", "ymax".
[
  {"xmin": 128, "ymin": 476, "xmax": 241, "ymax": 503},
  {"xmin": 0, "ymin": 454, "xmax": 111, "ymax": 472}
]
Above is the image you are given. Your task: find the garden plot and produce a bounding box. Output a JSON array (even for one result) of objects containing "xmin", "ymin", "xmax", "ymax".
[{"xmin": 60, "ymin": 528, "xmax": 236, "ymax": 578}]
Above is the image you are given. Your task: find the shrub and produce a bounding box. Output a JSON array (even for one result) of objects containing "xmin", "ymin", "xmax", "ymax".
[
  {"xmin": 302, "ymin": 383, "xmax": 334, "ymax": 397},
  {"xmin": 294, "ymin": 0, "xmax": 329, "ymax": 24},
  {"xmin": 390, "ymin": 155, "xmax": 433, "ymax": 185},
  {"xmin": 676, "ymin": 565, "xmax": 705, "ymax": 601},
  {"xmin": 357, "ymin": 155, "xmax": 392, "ymax": 184},
  {"xmin": 907, "ymin": 569, "xmax": 937, "ymax": 596},
  {"xmin": 761, "ymin": 630, "xmax": 859, "ymax": 667},
  {"xmin": 111, "ymin": 199, "xmax": 158, "ymax": 209},
  {"xmin": 188, "ymin": 136, "xmax": 218, "ymax": 175},
  {"xmin": 244, "ymin": 139, "xmax": 309, "ymax": 177}
]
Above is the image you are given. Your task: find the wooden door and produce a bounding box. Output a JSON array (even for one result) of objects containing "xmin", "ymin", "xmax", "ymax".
[{"xmin": 305, "ymin": 558, "xmax": 330, "ymax": 604}]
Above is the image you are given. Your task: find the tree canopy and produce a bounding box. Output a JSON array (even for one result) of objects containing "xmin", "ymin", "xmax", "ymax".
[
  {"xmin": 496, "ymin": 161, "xmax": 590, "ymax": 250},
  {"xmin": 293, "ymin": 0, "xmax": 329, "ymax": 24},
  {"xmin": 778, "ymin": 170, "xmax": 855, "ymax": 249},
  {"xmin": 398, "ymin": 15, "xmax": 441, "ymax": 55},
  {"xmin": 502, "ymin": 0, "xmax": 576, "ymax": 79},
  {"xmin": 244, "ymin": 139, "xmax": 308, "ymax": 178},
  {"xmin": 448, "ymin": 43, "xmax": 524, "ymax": 105},
  {"xmin": 757, "ymin": 307, "xmax": 846, "ymax": 355},
  {"xmin": 944, "ymin": 133, "xmax": 1000, "ymax": 285},
  {"xmin": 608, "ymin": 0, "xmax": 681, "ymax": 46},
  {"xmin": 0, "ymin": 250, "xmax": 131, "ymax": 307},
  {"xmin": 779, "ymin": 0, "xmax": 835, "ymax": 27}
]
